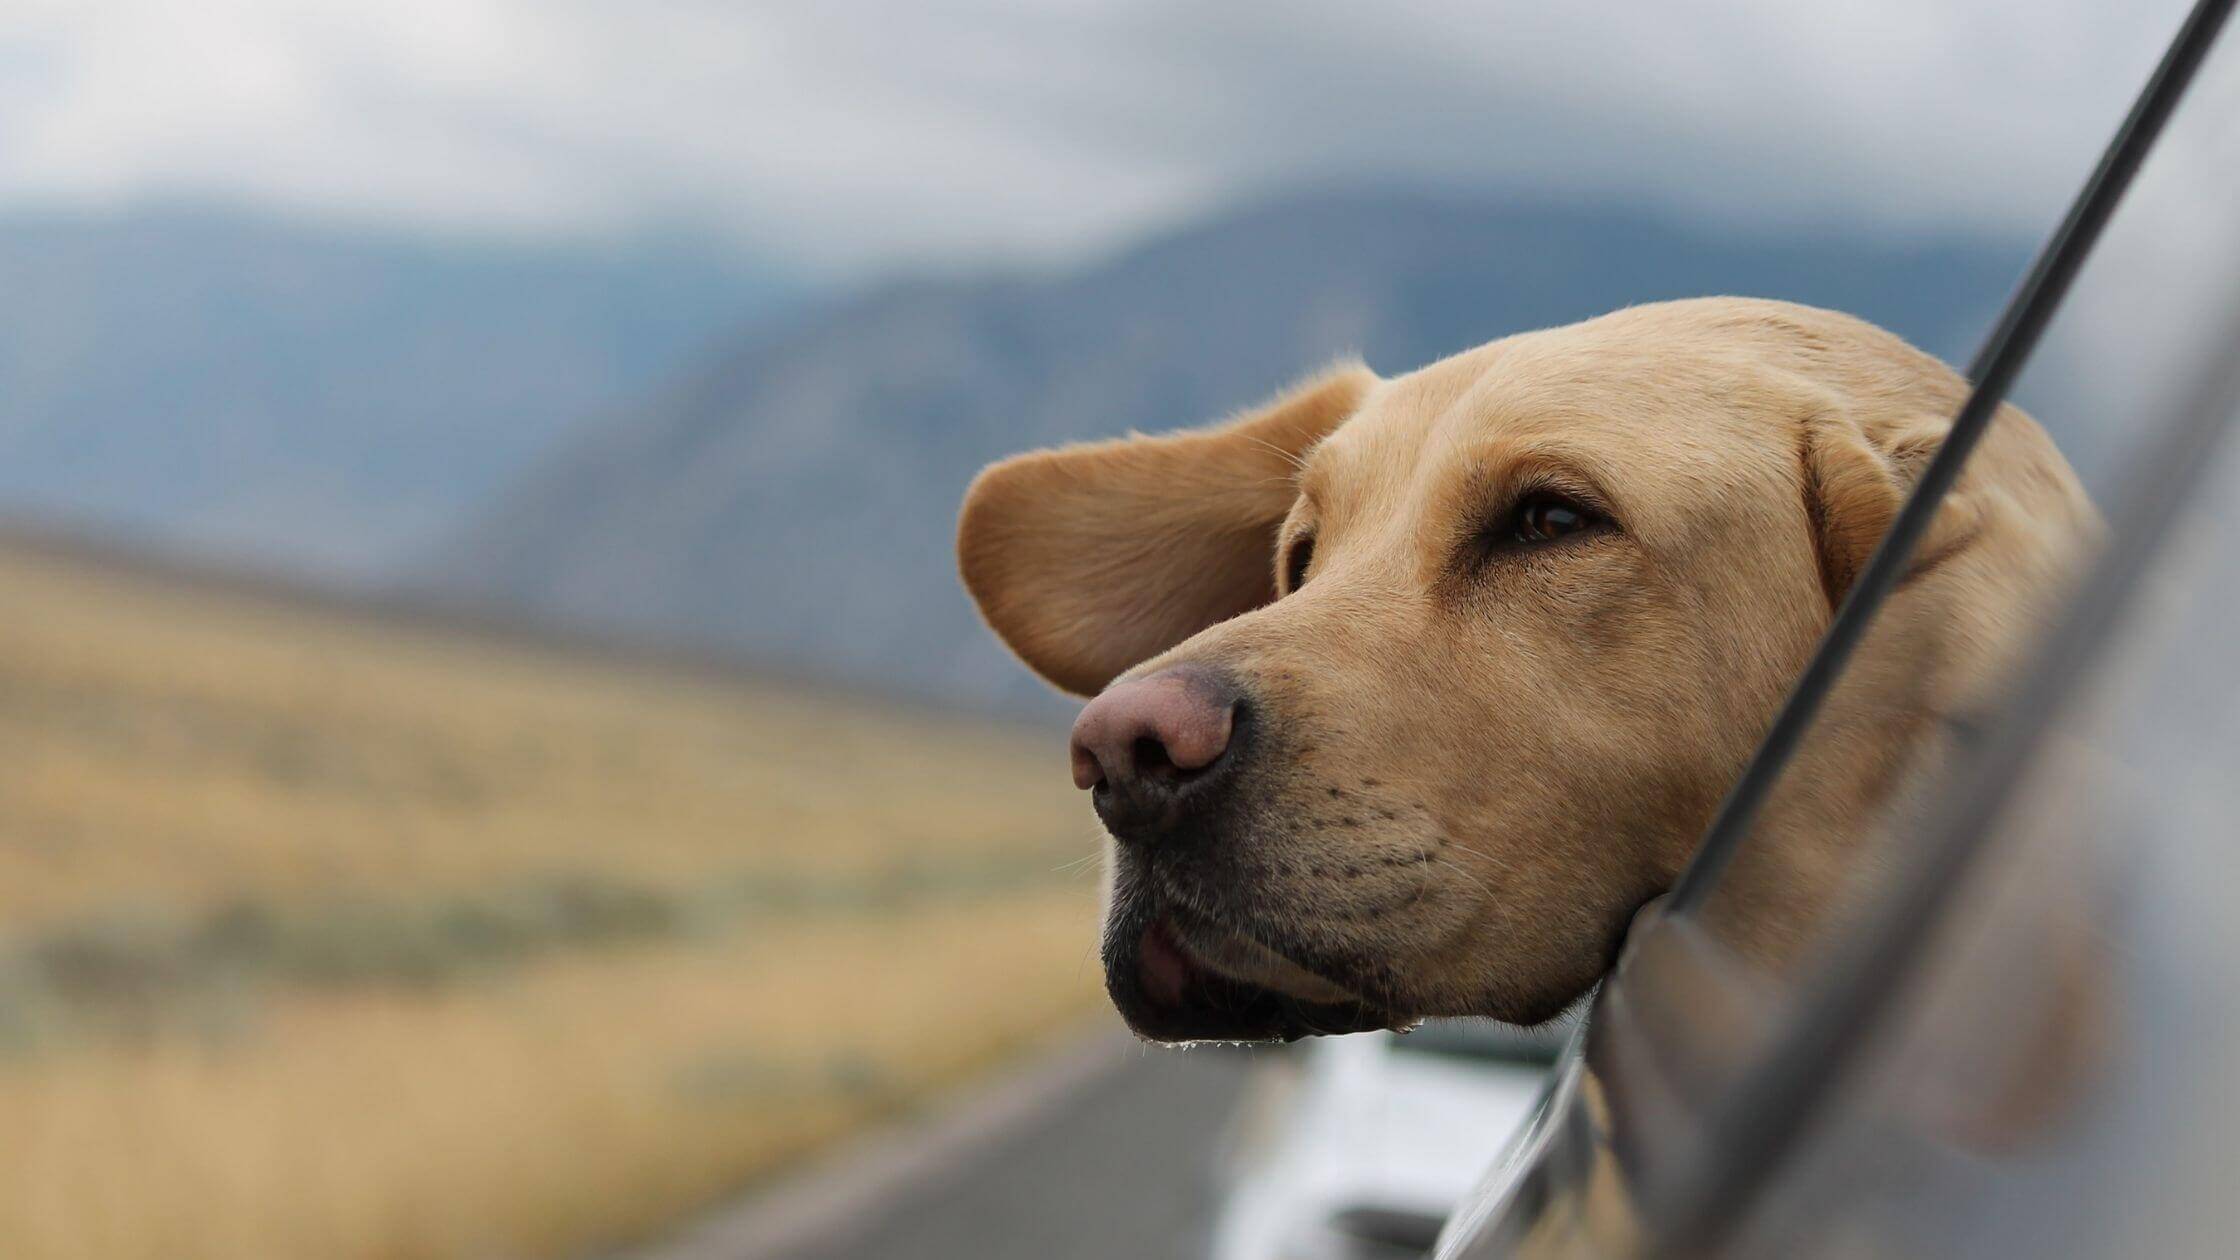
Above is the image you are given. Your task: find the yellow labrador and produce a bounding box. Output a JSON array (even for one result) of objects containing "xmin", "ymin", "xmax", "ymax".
[{"xmin": 957, "ymin": 298, "xmax": 2096, "ymax": 1043}]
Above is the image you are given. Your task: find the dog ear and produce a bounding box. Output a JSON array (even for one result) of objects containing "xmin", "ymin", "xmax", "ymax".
[
  {"xmin": 957, "ymin": 363, "xmax": 1376, "ymax": 695},
  {"xmin": 1799, "ymin": 408, "xmax": 1978, "ymax": 608}
]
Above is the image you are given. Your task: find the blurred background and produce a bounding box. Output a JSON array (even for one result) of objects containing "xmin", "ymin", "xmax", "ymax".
[{"xmin": 0, "ymin": 2, "xmax": 2207, "ymax": 1258}]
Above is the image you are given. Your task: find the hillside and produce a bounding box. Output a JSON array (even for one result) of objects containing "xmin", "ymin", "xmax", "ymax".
[
  {"xmin": 0, "ymin": 534, "xmax": 1100, "ymax": 1260},
  {"xmin": 426, "ymin": 189, "xmax": 2030, "ymax": 712},
  {"xmin": 0, "ymin": 206, "xmax": 787, "ymax": 575}
]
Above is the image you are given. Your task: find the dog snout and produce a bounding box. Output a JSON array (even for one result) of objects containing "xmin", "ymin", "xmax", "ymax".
[{"xmin": 1069, "ymin": 664, "xmax": 1243, "ymax": 844}]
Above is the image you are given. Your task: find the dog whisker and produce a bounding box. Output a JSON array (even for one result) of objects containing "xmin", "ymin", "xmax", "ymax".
[
  {"xmin": 1236, "ymin": 432, "xmax": 1311, "ymax": 474},
  {"xmin": 1052, "ymin": 851, "xmax": 1102, "ymax": 877}
]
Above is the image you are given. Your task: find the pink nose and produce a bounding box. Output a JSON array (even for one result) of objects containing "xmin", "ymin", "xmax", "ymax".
[{"xmin": 1069, "ymin": 666, "xmax": 1238, "ymax": 791}]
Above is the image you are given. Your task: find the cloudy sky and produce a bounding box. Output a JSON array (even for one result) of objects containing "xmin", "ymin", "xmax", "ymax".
[{"xmin": 0, "ymin": 0, "xmax": 2202, "ymax": 275}]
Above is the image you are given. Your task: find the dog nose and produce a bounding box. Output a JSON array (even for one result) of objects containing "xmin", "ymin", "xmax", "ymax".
[
  {"xmin": 1070, "ymin": 665, "xmax": 1241, "ymax": 839},
  {"xmin": 1070, "ymin": 665, "xmax": 1238, "ymax": 789}
]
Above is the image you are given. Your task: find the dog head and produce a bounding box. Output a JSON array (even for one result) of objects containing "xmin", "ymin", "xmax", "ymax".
[{"xmin": 958, "ymin": 298, "xmax": 2091, "ymax": 1043}]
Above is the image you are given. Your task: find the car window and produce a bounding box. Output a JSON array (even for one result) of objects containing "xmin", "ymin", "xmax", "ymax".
[
  {"xmin": 1678, "ymin": 0, "xmax": 2240, "ymax": 1002},
  {"xmin": 1699, "ymin": 352, "xmax": 2240, "ymax": 1258},
  {"xmin": 1435, "ymin": 3, "xmax": 2240, "ymax": 1254},
  {"xmin": 1668, "ymin": 31, "xmax": 2240, "ymax": 1253}
]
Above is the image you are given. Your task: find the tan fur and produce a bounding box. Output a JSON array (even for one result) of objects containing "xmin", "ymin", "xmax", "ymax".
[{"xmin": 957, "ymin": 297, "xmax": 2097, "ymax": 1024}]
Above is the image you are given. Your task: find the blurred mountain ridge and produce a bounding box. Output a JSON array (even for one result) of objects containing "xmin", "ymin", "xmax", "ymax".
[
  {"xmin": 425, "ymin": 187, "xmax": 2031, "ymax": 714},
  {"xmin": 0, "ymin": 203, "xmax": 790, "ymax": 574}
]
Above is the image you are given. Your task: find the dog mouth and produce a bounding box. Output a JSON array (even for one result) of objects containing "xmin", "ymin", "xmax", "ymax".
[{"xmin": 1106, "ymin": 911, "xmax": 1408, "ymax": 1044}]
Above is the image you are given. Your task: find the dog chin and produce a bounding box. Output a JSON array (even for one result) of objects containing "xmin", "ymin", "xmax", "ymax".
[{"xmin": 1102, "ymin": 909, "xmax": 1411, "ymax": 1044}]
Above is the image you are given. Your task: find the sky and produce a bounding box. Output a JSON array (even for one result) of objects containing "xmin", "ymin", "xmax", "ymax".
[{"xmin": 0, "ymin": 0, "xmax": 2203, "ymax": 276}]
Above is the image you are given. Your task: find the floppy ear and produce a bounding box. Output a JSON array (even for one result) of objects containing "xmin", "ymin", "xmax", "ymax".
[
  {"xmin": 1799, "ymin": 408, "xmax": 1977, "ymax": 607},
  {"xmin": 958, "ymin": 363, "xmax": 1377, "ymax": 695}
]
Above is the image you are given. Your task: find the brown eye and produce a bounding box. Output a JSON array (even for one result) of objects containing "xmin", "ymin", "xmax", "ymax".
[
  {"xmin": 1282, "ymin": 534, "xmax": 1315, "ymax": 592},
  {"xmin": 1513, "ymin": 493, "xmax": 1595, "ymax": 544}
]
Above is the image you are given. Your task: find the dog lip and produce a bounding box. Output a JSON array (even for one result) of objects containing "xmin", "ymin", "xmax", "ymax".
[
  {"xmin": 1136, "ymin": 918, "xmax": 1194, "ymax": 1008},
  {"xmin": 1110, "ymin": 911, "xmax": 1403, "ymax": 1044},
  {"xmin": 1164, "ymin": 914, "xmax": 1365, "ymax": 1006}
]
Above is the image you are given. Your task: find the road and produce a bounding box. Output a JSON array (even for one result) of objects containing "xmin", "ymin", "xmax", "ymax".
[{"xmin": 625, "ymin": 1028, "xmax": 1264, "ymax": 1260}]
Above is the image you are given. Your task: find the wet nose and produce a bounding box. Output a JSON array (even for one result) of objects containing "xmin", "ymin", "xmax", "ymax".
[{"xmin": 1069, "ymin": 665, "xmax": 1242, "ymax": 841}]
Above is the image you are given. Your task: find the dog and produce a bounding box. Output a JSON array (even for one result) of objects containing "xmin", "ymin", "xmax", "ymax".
[{"xmin": 956, "ymin": 297, "xmax": 2097, "ymax": 1044}]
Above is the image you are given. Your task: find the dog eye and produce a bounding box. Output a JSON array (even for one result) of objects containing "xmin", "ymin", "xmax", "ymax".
[
  {"xmin": 1512, "ymin": 493, "xmax": 1597, "ymax": 544},
  {"xmin": 1282, "ymin": 534, "xmax": 1315, "ymax": 592}
]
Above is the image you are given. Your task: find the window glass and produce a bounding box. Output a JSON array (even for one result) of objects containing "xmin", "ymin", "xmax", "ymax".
[
  {"xmin": 1688, "ymin": 26, "xmax": 2240, "ymax": 1005},
  {"xmin": 1720, "ymin": 297, "xmax": 2240, "ymax": 1260}
]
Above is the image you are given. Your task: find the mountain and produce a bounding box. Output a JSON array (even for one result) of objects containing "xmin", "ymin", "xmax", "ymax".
[
  {"xmin": 0, "ymin": 205, "xmax": 789, "ymax": 575},
  {"xmin": 427, "ymin": 189, "xmax": 2031, "ymax": 713}
]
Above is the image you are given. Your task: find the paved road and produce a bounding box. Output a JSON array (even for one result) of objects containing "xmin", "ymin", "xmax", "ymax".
[{"xmin": 628, "ymin": 1029, "xmax": 1263, "ymax": 1260}]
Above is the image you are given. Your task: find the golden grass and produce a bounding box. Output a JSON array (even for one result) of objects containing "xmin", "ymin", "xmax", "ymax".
[
  {"xmin": 0, "ymin": 539, "xmax": 1109, "ymax": 1260},
  {"xmin": 0, "ymin": 898, "xmax": 1101, "ymax": 1260},
  {"xmin": 0, "ymin": 541, "xmax": 1096, "ymax": 929}
]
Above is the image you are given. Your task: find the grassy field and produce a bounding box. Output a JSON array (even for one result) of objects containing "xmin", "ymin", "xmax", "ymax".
[{"xmin": 0, "ymin": 539, "xmax": 1107, "ymax": 1260}]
